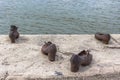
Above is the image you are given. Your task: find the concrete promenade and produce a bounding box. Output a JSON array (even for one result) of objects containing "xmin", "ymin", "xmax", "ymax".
[{"xmin": 0, "ymin": 34, "xmax": 120, "ymax": 80}]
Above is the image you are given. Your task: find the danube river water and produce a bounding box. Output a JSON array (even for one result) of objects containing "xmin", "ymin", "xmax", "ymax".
[{"xmin": 0, "ymin": 0, "xmax": 120, "ymax": 34}]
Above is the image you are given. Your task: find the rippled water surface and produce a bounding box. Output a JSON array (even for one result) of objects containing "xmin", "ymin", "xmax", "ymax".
[{"xmin": 0, "ymin": 0, "xmax": 120, "ymax": 34}]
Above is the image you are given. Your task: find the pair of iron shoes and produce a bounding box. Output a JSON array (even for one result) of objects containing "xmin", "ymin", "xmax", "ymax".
[
  {"xmin": 70, "ymin": 50, "xmax": 92, "ymax": 72},
  {"xmin": 41, "ymin": 41, "xmax": 57, "ymax": 61}
]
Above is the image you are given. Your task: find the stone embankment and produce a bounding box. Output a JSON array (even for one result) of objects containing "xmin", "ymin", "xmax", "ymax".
[{"xmin": 0, "ymin": 34, "xmax": 120, "ymax": 80}]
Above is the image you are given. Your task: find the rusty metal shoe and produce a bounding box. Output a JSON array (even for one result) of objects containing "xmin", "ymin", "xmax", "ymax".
[
  {"xmin": 47, "ymin": 43, "xmax": 57, "ymax": 61},
  {"xmin": 9, "ymin": 25, "xmax": 19, "ymax": 43},
  {"xmin": 95, "ymin": 32, "xmax": 111, "ymax": 44},
  {"xmin": 70, "ymin": 54, "xmax": 81, "ymax": 72},
  {"xmin": 41, "ymin": 41, "xmax": 57, "ymax": 61},
  {"xmin": 41, "ymin": 41, "xmax": 52, "ymax": 55},
  {"xmin": 78, "ymin": 50, "xmax": 92, "ymax": 66}
]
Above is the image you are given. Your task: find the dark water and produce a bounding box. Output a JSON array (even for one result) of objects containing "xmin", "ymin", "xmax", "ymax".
[{"xmin": 0, "ymin": 0, "xmax": 120, "ymax": 34}]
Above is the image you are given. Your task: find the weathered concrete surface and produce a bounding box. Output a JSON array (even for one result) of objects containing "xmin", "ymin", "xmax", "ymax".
[{"xmin": 0, "ymin": 34, "xmax": 120, "ymax": 80}]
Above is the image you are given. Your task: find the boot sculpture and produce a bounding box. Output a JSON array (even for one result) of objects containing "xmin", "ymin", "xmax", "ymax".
[
  {"xmin": 41, "ymin": 41, "xmax": 57, "ymax": 61},
  {"xmin": 9, "ymin": 25, "xmax": 19, "ymax": 43},
  {"xmin": 70, "ymin": 54, "xmax": 81, "ymax": 72},
  {"xmin": 78, "ymin": 50, "xmax": 92, "ymax": 66}
]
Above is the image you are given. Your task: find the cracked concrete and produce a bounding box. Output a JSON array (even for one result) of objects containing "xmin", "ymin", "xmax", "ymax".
[{"xmin": 0, "ymin": 34, "xmax": 120, "ymax": 80}]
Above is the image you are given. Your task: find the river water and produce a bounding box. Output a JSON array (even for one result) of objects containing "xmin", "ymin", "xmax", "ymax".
[{"xmin": 0, "ymin": 0, "xmax": 120, "ymax": 34}]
